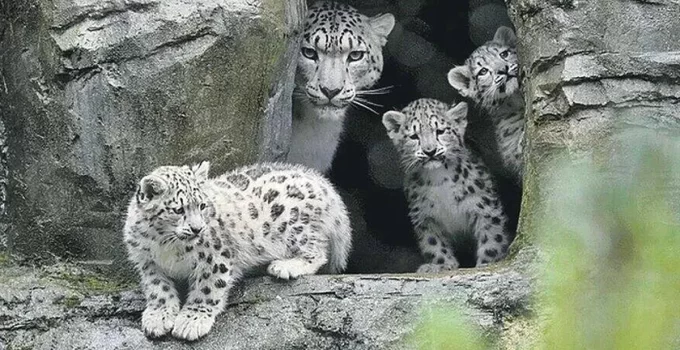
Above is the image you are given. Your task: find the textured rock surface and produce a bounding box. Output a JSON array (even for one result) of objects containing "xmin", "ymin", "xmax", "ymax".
[
  {"xmin": 0, "ymin": 0, "xmax": 304, "ymax": 261},
  {"xmin": 505, "ymin": 0, "xmax": 680, "ymax": 239},
  {"xmin": 0, "ymin": 249, "xmax": 536, "ymax": 350}
]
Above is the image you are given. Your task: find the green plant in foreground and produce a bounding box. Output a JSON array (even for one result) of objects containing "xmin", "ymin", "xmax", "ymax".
[
  {"xmin": 412, "ymin": 304, "xmax": 486, "ymax": 350},
  {"xmin": 412, "ymin": 132, "xmax": 680, "ymax": 349}
]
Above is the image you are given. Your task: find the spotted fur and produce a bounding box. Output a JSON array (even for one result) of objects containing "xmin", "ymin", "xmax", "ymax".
[
  {"xmin": 447, "ymin": 26, "xmax": 524, "ymax": 182},
  {"xmin": 286, "ymin": 1, "xmax": 395, "ymax": 172},
  {"xmin": 382, "ymin": 98, "xmax": 511, "ymax": 272},
  {"xmin": 124, "ymin": 162, "xmax": 351, "ymax": 341}
]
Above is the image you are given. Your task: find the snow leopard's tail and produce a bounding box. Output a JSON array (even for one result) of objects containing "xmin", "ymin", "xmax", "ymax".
[{"xmin": 326, "ymin": 192, "xmax": 352, "ymax": 274}]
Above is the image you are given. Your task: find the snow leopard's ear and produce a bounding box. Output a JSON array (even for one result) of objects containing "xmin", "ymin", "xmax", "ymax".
[
  {"xmin": 191, "ymin": 161, "xmax": 210, "ymax": 181},
  {"xmin": 369, "ymin": 13, "xmax": 395, "ymax": 46},
  {"xmin": 447, "ymin": 66, "xmax": 472, "ymax": 97},
  {"xmin": 446, "ymin": 102, "xmax": 469, "ymax": 135},
  {"xmin": 138, "ymin": 175, "xmax": 167, "ymax": 203},
  {"xmin": 493, "ymin": 26, "xmax": 517, "ymax": 47},
  {"xmin": 382, "ymin": 110, "xmax": 406, "ymax": 135}
]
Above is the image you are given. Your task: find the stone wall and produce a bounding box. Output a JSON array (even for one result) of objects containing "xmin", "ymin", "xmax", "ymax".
[
  {"xmin": 505, "ymin": 0, "xmax": 680, "ymax": 240},
  {"xmin": 0, "ymin": 0, "xmax": 304, "ymax": 264}
]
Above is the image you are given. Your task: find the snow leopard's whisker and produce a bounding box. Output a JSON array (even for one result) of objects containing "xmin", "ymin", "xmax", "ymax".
[
  {"xmin": 350, "ymin": 99, "xmax": 379, "ymax": 115},
  {"xmin": 292, "ymin": 90, "xmax": 308, "ymax": 101},
  {"xmin": 356, "ymin": 86, "xmax": 393, "ymax": 96},
  {"xmin": 400, "ymin": 156, "xmax": 420, "ymax": 173},
  {"xmin": 354, "ymin": 97, "xmax": 383, "ymax": 108}
]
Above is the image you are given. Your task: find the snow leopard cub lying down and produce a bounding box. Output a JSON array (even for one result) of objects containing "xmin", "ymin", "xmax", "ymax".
[
  {"xmin": 382, "ymin": 98, "xmax": 511, "ymax": 272},
  {"xmin": 124, "ymin": 162, "xmax": 351, "ymax": 341}
]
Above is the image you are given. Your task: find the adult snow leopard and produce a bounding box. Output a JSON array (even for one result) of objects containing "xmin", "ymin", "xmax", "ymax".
[{"xmin": 286, "ymin": 1, "xmax": 395, "ymax": 172}]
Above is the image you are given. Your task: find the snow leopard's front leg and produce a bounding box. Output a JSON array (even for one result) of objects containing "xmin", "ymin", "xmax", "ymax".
[
  {"xmin": 171, "ymin": 253, "xmax": 237, "ymax": 341},
  {"xmin": 472, "ymin": 203, "xmax": 510, "ymax": 267},
  {"xmin": 135, "ymin": 259, "xmax": 181, "ymax": 338},
  {"xmin": 414, "ymin": 218, "xmax": 459, "ymax": 273}
]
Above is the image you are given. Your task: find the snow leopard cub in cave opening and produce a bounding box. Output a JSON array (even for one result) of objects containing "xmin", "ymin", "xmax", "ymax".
[
  {"xmin": 448, "ymin": 26, "xmax": 525, "ymax": 183},
  {"xmin": 382, "ymin": 98, "xmax": 511, "ymax": 272},
  {"xmin": 124, "ymin": 162, "xmax": 351, "ymax": 341},
  {"xmin": 287, "ymin": 1, "xmax": 395, "ymax": 173}
]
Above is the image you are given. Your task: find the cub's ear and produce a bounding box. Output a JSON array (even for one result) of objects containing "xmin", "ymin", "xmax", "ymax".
[
  {"xmin": 369, "ymin": 13, "xmax": 396, "ymax": 46},
  {"xmin": 493, "ymin": 26, "xmax": 517, "ymax": 47},
  {"xmin": 138, "ymin": 175, "xmax": 167, "ymax": 202},
  {"xmin": 382, "ymin": 110, "xmax": 406, "ymax": 134},
  {"xmin": 191, "ymin": 161, "xmax": 210, "ymax": 181},
  {"xmin": 447, "ymin": 66, "xmax": 472, "ymax": 97},
  {"xmin": 446, "ymin": 102, "xmax": 469, "ymax": 131}
]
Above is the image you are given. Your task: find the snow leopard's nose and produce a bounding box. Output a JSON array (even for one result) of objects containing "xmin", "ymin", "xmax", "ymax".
[
  {"xmin": 189, "ymin": 225, "xmax": 203, "ymax": 235},
  {"xmin": 320, "ymin": 86, "xmax": 342, "ymax": 99},
  {"xmin": 424, "ymin": 149, "xmax": 437, "ymax": 158}
]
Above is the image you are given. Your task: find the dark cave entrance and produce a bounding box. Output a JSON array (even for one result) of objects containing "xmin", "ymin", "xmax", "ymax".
[{"xmin": 306, "ymin": 0, "xmax": 518, "ymax": 273}]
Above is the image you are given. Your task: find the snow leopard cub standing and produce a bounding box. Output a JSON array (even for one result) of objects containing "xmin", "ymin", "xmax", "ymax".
[
  {"xmin": 447, "ymin": 26, "xmax": 524, "ymax": 183},
  {"xmin": 287, "ymin": 1, "xmax": 395, "ymax": 172},
  {"xmin": 124, "ymin": 162, "xmax": 351, "ymax": 341},
  {"xmin": 382, "ymin": 98, "xmax": 511, "ymax": 272}
]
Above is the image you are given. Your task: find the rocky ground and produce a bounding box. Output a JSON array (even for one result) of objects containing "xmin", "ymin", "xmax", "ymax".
[{"xmin": 0, "ymin": 248, "xmax": 537, "ymax": 350}]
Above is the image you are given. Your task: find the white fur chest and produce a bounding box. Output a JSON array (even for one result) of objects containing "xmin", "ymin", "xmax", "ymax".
[
  {"xmin": 286, "ymin": 103, "xmax": 346, "ymax": 173},
  {"xmin": 150, "ymin": 241, "xmax": 194, "ymax": 280},
  {"xmin": 410, "ymin": 167, "xmax": 475, "ymax": 237}
]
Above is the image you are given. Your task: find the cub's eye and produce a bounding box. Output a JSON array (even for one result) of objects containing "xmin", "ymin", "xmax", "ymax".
[
  {"xmin": 436, "ymin": 129, "xmax": 445, "ymax": 135},
  {"xmin": 348, "ymin": 51, "xmax": 365, "ymax": 62},
  {"xmin": 301, "ymin": 47, "xmax": 318, "ymax": 60},
  {"xmin": 409, "ymin": 134, "xmax": 419, "ymax": 140},
  {"xmin": 477, "ymin": 68, "xmax": 489, "ymax": 76},
  {"xmin": 200, "ymin": 203, "xmax": 206, "ymax": 210},
  {"xmin": 500, "ymin": 50, "xmax": 510, "ymax": 59},
  {"xmin": 173, "ymin": 207, "xmax": 185, "ymax": 215}
]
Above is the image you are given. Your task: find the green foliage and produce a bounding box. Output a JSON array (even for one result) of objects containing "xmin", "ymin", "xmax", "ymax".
[
  {"xmin": 411, "ymin": 304, "xmax": 486, "ymax": 350},
  {"xmin": 412, "ymin": 132, "xmax": 680, "ymax": 349}
]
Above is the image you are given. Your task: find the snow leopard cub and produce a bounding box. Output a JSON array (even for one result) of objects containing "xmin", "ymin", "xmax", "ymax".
[
  {"xmin": 382, "ymin": 98, "xmax": 511, "ymax": 272},
  {"xmin": 124, "ymin": 162, "xmax": 351, "ymax": 341},
  {"xmin": 447, "ymin": 26, "xmax": 524, "ymax": 183}
]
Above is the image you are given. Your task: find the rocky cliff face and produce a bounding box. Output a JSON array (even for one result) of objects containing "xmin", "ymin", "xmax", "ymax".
[
  {"xmin": 0, "ymin": 0, "xmax": 303, "ymax": 262},
  {"xmin": 505, "ymin": 0, "xmax": 680, "ymax": 239}
]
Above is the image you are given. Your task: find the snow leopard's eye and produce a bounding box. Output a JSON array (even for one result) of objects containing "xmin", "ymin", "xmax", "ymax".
[
  {"xmin": 301, "ymin": 47, "xmax": 318, "ymax": 60},
  {"xmin": 409, "ymin": 134, "xmax": 420, "ymax": 140},
  {"xmin": 499, "ymin": 50, "xmax": 509, "ymax": 59},
  {"xmin": 173, "ymin": 207, "xmax": 185, "ymax": 215},
  {"xmin": 436, "ymin": 129, "xmax": 445, "ymax": 136},
  {"xmin": 477, "ymin": 68, "xmax": 489, "ymax": 76},
  {"xmin": 348, "ymin": 51, "xmax": 365, "ymax": 62},
  {"xmin": 199, "ymin": 203, "xmax": 206, "ymax": 210}
]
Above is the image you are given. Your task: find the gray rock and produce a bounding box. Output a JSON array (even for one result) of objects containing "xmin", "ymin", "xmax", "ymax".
[
  {"xmin": 504, "ymin": 0, "xmax": 680, "ymax": 238},
  {"xmin": 0, "ymin": 0, "xmax": 304, "ymax": 262},
  {"xmin": 0, "ymin": 252, "xmax": 536, "ymax": 349}
]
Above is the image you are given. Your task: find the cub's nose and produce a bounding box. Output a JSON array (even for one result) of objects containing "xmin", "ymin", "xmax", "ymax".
[
  {"xmin": 320, "ymin": 87, "xmax": 341, "ymax": 99},
  {"xmin": 190, "ymin": 226, "xmax": 203, "ymax": 235}
]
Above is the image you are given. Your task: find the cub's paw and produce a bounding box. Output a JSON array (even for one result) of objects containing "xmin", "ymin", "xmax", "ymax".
[
  {"xmin": 171, "ymin": 310, "xmax": 216, "ymax": 341},
  {"xmin": 416, "ymin": 262, "xmax": 459, "ymax": 274},
  {"xmin": 267, "ymin": 259, "xmax": 310, "ymax": 280},
  {"xmin": 142, "ymin": 305, "xmax": 179, "ymax": 338}
]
